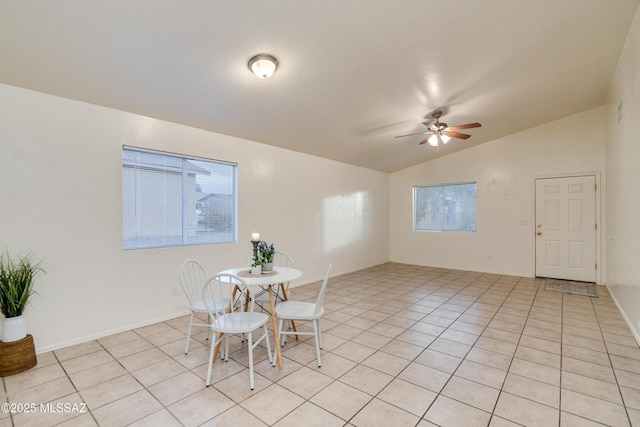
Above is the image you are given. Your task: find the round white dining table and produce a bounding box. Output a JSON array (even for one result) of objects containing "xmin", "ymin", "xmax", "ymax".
[{"xmin": 215, "ymin": 266, "xmax": 302, "ymax": 370}]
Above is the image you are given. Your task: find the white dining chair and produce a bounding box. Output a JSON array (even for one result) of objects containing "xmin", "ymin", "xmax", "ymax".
[
  {"xmin": 203, "ymin": 273, "xmax": 272, "ymax": 390},
  {"xmin": 179, "ymin": 259, "xmax": 229, "ymax": 354},
  {"xmin": 275, "ymin": 263, "xmax": 332, "ymax": 367},
  {"xmin": 254, "ymin": 251, "xmax": 294, "ymax": 311}
]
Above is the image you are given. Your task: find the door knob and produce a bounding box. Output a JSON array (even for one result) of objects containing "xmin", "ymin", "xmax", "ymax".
[
  {"xmin": 536, "ymin": 224, "xmax": 542, "ymax": 228},
  {"xmin": 537, "ymin": 232, "xmax": 542, "ymax": 236}
]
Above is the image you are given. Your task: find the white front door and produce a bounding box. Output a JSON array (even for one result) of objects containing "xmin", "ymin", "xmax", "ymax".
[{"xmin": 535, "ymin": 176, "xmax": 597, "ymax": 282}]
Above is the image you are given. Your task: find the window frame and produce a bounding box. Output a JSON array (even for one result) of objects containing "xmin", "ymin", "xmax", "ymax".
[
  {"xmin": 122, "ymin": 146, "xmax": 238, "ymax": 251},
  {"xmin": 413, "ymin": 182, "xmax": 477, "ymax": 232}
]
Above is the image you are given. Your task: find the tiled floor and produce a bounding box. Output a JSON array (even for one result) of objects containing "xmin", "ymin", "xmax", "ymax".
[{"xmin": 2, "ymin": 263, "xmax": 640, "ymax": 426}]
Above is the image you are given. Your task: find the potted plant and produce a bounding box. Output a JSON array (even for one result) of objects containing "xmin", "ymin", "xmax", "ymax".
[
  {"xmin": 250, "ymin": 257, "xmax": 263, "ymax": 275},
  {"xmin": 0, "ymin": 252, "xmax": 43, "ymax": 342},
  {"xmin": 257, "ymin": 241, "xmax": 276, "ymax": 272}
]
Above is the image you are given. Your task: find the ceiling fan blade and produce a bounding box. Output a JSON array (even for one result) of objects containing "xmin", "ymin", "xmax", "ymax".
[
  {"xmin": 418, "ymin": 136, "xmax": 429, "ymax": 145},
  {"xmin": 394, "ymin": 131, "xmax": 429, "ymax": 138},
  {"xmin": 447, "ymin": 122, "xmax": 481, "ymax": 131},
  {"xmin": 425, "ymin": 123, "xmax": 439, "ymax": 132},
  {"xmin": 445, "ymin": 130, "xmax": 471, "ymax": 139}
]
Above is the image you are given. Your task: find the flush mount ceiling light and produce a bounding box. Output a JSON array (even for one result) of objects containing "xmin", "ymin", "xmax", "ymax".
[{"xmin": 248, "ymin": 54, "xmax": 278, "ymax": 79}]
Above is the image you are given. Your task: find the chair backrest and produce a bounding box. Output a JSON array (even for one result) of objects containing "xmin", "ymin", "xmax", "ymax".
[
  {"xmin": 202, "ymin": 273, "xmax": 250, "ymax": 316},
  {"xmin": 273, "ymin": 251, "xmax": 293, "ymax": 268},
  {"xmin": 314, "ymin": 263, "xmax": 333, "ymax": 316},
  {"xmin": 180, "ymin": 259, "xmax": 208, "ymax": 307}
]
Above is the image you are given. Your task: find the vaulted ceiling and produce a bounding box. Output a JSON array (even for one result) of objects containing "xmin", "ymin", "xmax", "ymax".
[{"xmin": 1, "ymin": 1, "xmax": 637, "ymax": 172}]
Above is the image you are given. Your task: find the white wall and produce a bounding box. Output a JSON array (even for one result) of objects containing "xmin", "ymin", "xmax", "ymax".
[
  {"xmin": 389, "ymin": 107, "xmax": 606, "ymax": 278},
  {"xmin": 0, "ymin": 83, "xmax": 389, "ymax": 353},
  {"xmin": 605, "ymin": 5, "xmax": 640, "ymax": 342}
]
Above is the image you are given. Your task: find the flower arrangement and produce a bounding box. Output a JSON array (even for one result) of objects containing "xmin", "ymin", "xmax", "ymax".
[{"xmin": 257, "ymin": 241, "xmax": 275, "ymax": 264}]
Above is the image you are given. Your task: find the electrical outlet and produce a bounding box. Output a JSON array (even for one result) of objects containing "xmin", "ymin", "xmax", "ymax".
[{"xmin": 172, "ymin": 285, "xmax": 181, "ymax": 296}]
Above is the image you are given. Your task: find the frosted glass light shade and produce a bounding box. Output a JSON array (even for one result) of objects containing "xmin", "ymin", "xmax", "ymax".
[
  {"xmin": 428, "ymin": 133, "xmax": 451, "ymax": 146},
  {"xmin": 248, "ymin": 54, "xmax": 278, "ymax": 79}
]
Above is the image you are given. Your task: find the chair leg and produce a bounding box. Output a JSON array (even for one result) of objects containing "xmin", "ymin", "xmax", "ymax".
[
  {"xmin": 205, "ymin": 335, "xmax": 217, "ymax": 387},
  {"xmin": 185, "ymin": 312, "xmax": 195, "ymax": 354},
  {"xmin": 247, "ymin": 332, "xmax": 255, "ymax": 390},
  {"xmin": 313, "ymin": 320, "xmax": 322, "ymax": 367},
  {"xmin": 317, "ymin": 320, "xmax": 323, "ymax": 349},
  {"xmin": 264, "ymin": 325, "xmax": 273, "ymax": 365}
]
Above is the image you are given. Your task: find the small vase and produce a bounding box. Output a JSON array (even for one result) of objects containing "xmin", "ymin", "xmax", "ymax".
[
  {"xmin": 262, "ymin": 262, "xmax": 273, "ymax": 273},
  {"xmin": 2, "ymin": 315, "xmax": 27, "ymax": 343},
  {"xmin": 250, "ymin": 265, "xmax": 262, "ymax": 275}
]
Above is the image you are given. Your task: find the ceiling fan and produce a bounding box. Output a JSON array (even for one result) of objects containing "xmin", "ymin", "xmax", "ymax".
[{"xmin": 395, "ymin": 110, "xmax": 481, "ymax": 147}]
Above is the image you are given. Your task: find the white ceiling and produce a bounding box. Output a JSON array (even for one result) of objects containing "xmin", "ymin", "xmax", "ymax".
[{"xmin": 1, "ymin": 0, "xmax": 637, "ymax": 172}]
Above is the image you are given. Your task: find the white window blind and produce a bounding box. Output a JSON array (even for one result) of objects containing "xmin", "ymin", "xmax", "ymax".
[
  {"xmin": 413, "ymin": 183, "xmax": 476, "ymax": 232},
  {"xmin": 122, "ymin": 147, "xmax": 237, "ymax": 250}
]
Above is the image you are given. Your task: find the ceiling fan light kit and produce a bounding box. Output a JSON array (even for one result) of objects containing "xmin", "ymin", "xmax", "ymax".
[
  {"xmin": 395, "ymin": 109, "xmax": 481, "ymax": 148},
  {"xmin": 248, "ymin": 54, "xmax": 278, "ymax": 79}
]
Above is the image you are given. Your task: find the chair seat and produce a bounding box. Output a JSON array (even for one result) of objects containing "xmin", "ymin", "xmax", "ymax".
[
  {"xmin": 275, "ymin": 301, "xmax": 323, "ymax": 320},
  {"xmin": 191, "ymin": 297, "xmax": 230, "ymax": 312},
  {"xmin": 211, "ymin": 312, "xmax": 270, "ymax": 334}
]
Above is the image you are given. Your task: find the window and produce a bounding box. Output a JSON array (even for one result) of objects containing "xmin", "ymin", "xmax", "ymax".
[
  {"xmin": 122, "ymin": 147, "xmax": 237, "ymax": 250},
  {"xmin": 413, "ymin": 183, "xmax": 476, "ymax": 232}
]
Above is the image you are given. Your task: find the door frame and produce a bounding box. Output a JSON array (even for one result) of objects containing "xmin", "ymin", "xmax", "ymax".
[{"xmin": 533, "ymin": 172, "xmax": 602, "ymax": 284}]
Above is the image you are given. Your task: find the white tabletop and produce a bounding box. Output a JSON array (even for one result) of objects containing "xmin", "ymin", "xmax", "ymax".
[{"xmin": 218, "ymin": 266, "xmax": 302, "ymax": 285}]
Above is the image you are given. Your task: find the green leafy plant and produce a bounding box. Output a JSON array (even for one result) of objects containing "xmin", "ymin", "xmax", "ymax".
[
  {"xmin": 0, "ymin": 252, "xmax": 44, "ymax": 318},
  {"xmin": 257, "ymin": 241, "xmax": 275, "ymax": 263}
]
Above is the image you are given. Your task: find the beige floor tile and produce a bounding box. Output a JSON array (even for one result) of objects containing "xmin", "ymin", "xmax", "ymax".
[
  {"xmin": 428, "ymin": 337, "xmax": 471, "ymax": 358},
  {"xmin": 465, "ymin": 347, "xmax": 513, "ymax": 371},
  {"xmin": 502, "ymin": 372, "xmax": 559, "ymax": 408},
  {"xmin": 331, "ymin": 341, "xmax": 376, "ymax": 363},
  {"xmin": 128, "ymin": 409, "xmax": 182, "ymax": 427},
  {"xmin": 455, "ymin": 360, "xmax": 507, "ymax": 389},
  {"xmin": 11, "ymin": 392, "xmax": 89, "ymax": 427},
  {"xmin": 240, "ymin": 384, "xmax": 305, "ymax": 425},
  {"xmin": 425, "ymin": 395, "xmax": 491, "ymax": 427},
  {"xmin": 351, "ymin": 330, "xmax": 392, "ymax": 349},
  {"xmin": 131, "ymin": 358, "xmax": 187, "ymax": 387},
  {"xmin": 92, "ymin": 389, "xmax": 162, "ymax": 426},
  {"xmin": 514, "ymin": 345, "xmax": 561, "ymax": 369},
  {"xmin": 59, "ymin": 349, "xmax": 115, "ymax": 375},
  {"xmin": 8, "ymin": 376, "xmax": 76, "ymax": 405},
  {"xmin": 378, "ymin": 378, "xmax": 437, "ymax": 416},
  {"xmin": 473, "ymin": 336, "xmax": 517, "ymax": 357},
  {"xmin": 562, "ymin": 356, "xmax": 617, "ymax": 383},
  {"xmin": 147, "ymin": 370, "xmax": 205, "ymax": 406},
  {"xmin": 361, "ymin": 350, "xmax": 411, "ymax": 376},
  {"xmin": 397, "ymin": 362, "xmax": 451, "ymax": 393},
  {"xmin": 610, "ymin": 354, "xmax": 640, "ymax": 374},
  {"xmin": 310, "ymin": 381, "xmax": 371, "ymax": 421},
  {"xmin": 118, "ymin": 347, "xmax": 170, "ymax": 372},
  {"xmin": 305, "ymin": 353, "xmax": 355, "ymax": 379},
  {"xmin": 167, "ymin": 387, "xmax": 234, "ymax": 426},
  {"xmin": 441, "ymin": 375, "xmax": 500, "ymax": 412},
  {"xmin": 339, "ymin": 364, "xmax": 393, "ymax": 395},
  {"xmin": 202, "ymin": 405, "xmax": 267, "ymax": 427},
  {"xmin": 494, "ymin": 392, "xmax": 559, "ymax": 426},
  {"xmin": 276, "ymin": 366, "xmax": 333, "ymax": 399},
  {"xmin": 414, "ymin": 348, "xmax": 462, "ymax": 373},
  {"xmin": 273, "ymin": 401, "xmax": 343, "ymax": 427},
  {"xmin": 561, "ymin": 370, "xmax": 624, "ymax": 404},
  {"xmin": 351, "ymin": 398, "xmax": 419, "ymax": 427},
  {"xmin": 509, "ymin": 358, "xmax": 559, "ymax": 386},
  {"xmin": 560, "ymin": 411, "xmax": 608, "ymax": 427},
  {"xmin": 4, "ymin": 363, "xmax": 67, "ymax": 393},
  {"xmin": 561, "ymin": 388, "xmax": 630, "ymax": 426},
  {"xmin": 5, "ymin": 263, "xmax": 640, "ymax": 427},
  {"xmin": 107, "ymin": 336, "xmax": 155, "ymax": 359},
  {"xmin": 54, "ymin": 340, "xmax": 103, "ymax": 361},
  {"xmin": 80, "ymin": 374, "xmax": 142, "ymax": 410}
]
